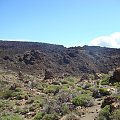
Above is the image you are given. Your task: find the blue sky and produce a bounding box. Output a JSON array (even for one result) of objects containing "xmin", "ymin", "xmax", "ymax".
[{"xmin": 0, "ymin": 0, "xmax": 120, "ymax": 47}]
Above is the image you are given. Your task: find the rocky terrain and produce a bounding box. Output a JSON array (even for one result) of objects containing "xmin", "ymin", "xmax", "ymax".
[
  {"xmin": 0, "ymin": 41, "xmax": 120, "ymax": 77},
  {"xmin": 0, "ymin": 40, "xmax": 120, "ymax": 120}
]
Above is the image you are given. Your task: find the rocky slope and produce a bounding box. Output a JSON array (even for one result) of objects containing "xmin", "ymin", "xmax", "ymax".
[
  {"xmin": 0, "ymin": 40, "xmax": 120, "ymax": 120},
  {"xmin": 0, "ymin": 40, "xmax": 120, "ymax": 77}
]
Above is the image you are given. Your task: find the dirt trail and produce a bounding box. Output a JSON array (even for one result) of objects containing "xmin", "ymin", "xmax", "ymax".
[{"xmin": 80, "ymin": 98, "xmax": 103, "ymax": 120}]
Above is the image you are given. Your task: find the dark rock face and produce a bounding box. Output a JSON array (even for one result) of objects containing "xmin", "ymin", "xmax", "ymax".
[
  {"xmin": 113, "ymin": 68, "xmax": 120, "ymax": 82},
  {"xmin": 101, "ymin": 96, "xmax": 120, "ymax": 113},
  {"xmin": 101, "ymin": 96, "xmax": 117, "ymax": 108},
  {"xmin": 109, "ymin": 68, "xmax": 120, "ymax": 83},
  {"xmin": 44, "ymin": 70, "xmax": 54, "ymax": 80},
  {"xmin": 9, "ymin": 83, "xmax": 17, "ymax": 90},
  {"xmin": 80, "ymin": 74, "xmax": 89, "ymax": 81},
  {"xmin": 0, "ymin": 41, "xmax": 120, "ymax": 76},
  {"xmin": 3, "ymin": 56, "xmax": 13, "ymax": 61},
  {"xmin": 92, "ymin": 89, "xmax": 101, "ymax": 98},
  {"xmin": 22, "ymin": 50, "xmax": 42, "ymax": 65}
]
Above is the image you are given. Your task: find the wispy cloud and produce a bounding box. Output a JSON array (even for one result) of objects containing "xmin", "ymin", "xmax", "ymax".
[{"xmin": 90, "ymin": 32, "xmax": 120, "ymax": 48}]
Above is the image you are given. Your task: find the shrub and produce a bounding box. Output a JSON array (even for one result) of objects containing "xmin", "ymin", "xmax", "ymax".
[
  {"xmin": 61, "ymin": 104, "xmax": 70, "ymax": 115},
  {"xmin": 56, "ymin": 91, "xmax": 73, "ymax": 103},
  {"xmin": 44, "ymin": 85, "xmax": 60, "ymax": 94},
  {"xmin": 76, "ymin": 87, "xmax": 82, "ymax": 91},
  {"xmin": 61, "ymin": 80, "xmax": 68, "ymax": 84},
  {"xmin": 20, "ymin": 107, "xmax": 29, "ymax": 115},
  {"xmin": 0, "ymin": 113, "xmax": 23, "ymax": 120},
  {"xmin": 81, "ymin": 90, "xmax": 92, "ymax": 95},
  {"xmin": 113, "ymin": 82, "xmax": 120, "ymax": 87},
  {"xmin": 0, "ymin": 87, "xmax": 27, "ymax": 100},
  {"xmin": 111, "ymin": 109, "xmax": 120, "ymax": 120},
  {"xmin": 62, "ymin": 84, "xmax": 70, "ymax": 91},
  {"xmin": 99, "ymin": 88, "xmax": 111, "ymax": 96},
  {"xmin": 11, "ymin": 88, "xmax": 28, "ymax": 100},
  {"xmin": 82, "ymin": 83, "xmax": 91, "ymax": 89},
  {"xmin": 42, "ymin": 113, "xmax": 58, "ymax": 120},
  {"xmin": 0, "ymin": 89, "xmax": 14, "ymax": 99},
  {"xmin": 36, "ymin": 83, "xmax": 44, "ymax": 90},
  {"xmin": 61, "ymin": 77, "xmax": 77, "ymax": 85},
  {"xmin": 97, "ymin": 81, "xmax": 100, "ymax": 85},
  {"xmin": 64, "ymin": 77, "xmax": 77, "ymax": 83},
  {"xmin": 34, "ymin": 112, "xmax": 44, "ymax": 120},
  {"xmin": 0, "ymin": 100, "xmax": 15, "ymax": 112},
  {"xmin": 100, "ymin": 74, "xmax": 110, "ymax": 85},
  {"xmin": 98, "ymin": 105, "xmax": 111, "ymax": 120},
  {"xmin": 72, "ymin": 94, "xmax": 94, "ymax": 107},
  {"xmin": 30, "ymin": 96, "xmax": 45, "ymax": 110}
]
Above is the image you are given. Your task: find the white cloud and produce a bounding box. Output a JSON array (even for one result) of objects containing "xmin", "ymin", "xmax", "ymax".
[{"xmin": 90, "ymin": 32, "xmax": 120, "ymax": 48}]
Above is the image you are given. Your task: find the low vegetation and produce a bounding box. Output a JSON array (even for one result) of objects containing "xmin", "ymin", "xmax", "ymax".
[
  {"xmin": 72, "ymin": 94, "xmax": 94, "ymax": 107},
  {"xmin": 0, "ymin": 113, "xmax": 23, "ymax": 120},
  {"xmin": 0, "ymin": 69, "xmax": 120, "ymax": 120},
  {"xmin": 98, "ymin": 105, "xmax": 111, "ymax": 120}
]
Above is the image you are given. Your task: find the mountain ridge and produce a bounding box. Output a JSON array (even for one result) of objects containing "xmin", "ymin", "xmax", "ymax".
[{"xmin": 0, "ymin": 40, "xmax": 120, "ymax": 77}]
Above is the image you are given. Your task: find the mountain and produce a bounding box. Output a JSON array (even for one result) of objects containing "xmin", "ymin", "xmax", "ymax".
[
  {"xmin": 0, "ymin": 40, "xmax": 120, "ymax": 77},
  {"xmin": 1, "ymin": 40, "xmax": 120, "ymax": 120}
]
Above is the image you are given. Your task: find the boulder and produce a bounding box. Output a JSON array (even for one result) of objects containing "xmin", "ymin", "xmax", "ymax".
[
  {"xmin": 80, "ymin": 74, "xmax": 89, "ymax": 81},
  {"xmin": 92, "ymin": 89, "xmax": 101, "ymax": 98},
  {"xmin": 9, "ymin": 83, "xmax": 17, "ymax": 90},
  {"xmin": 110, "ymin": 68, "xmax": 120, "ymax": 83},
  {"xmin": 3, "ymin": 56, "xmax": 13, "ymax": 61},
  {"xmin": 101, "ymin": 96, "xmax": 117, "ymax": 108},
  {"xmin": 44, "ymin": 70, "xmax": 54, "ymax": 80},
  {"xmin": 113, "ymin": 68, "xmax": 120, "ymax": 82}
]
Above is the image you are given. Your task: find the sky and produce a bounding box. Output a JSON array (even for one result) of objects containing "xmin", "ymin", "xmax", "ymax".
[{"xmin": 0, "ymin": 0, "xmax": 120, "ymax": 48}]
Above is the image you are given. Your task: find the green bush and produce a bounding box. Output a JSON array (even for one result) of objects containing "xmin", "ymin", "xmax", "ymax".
[
  {"xmin": 98, "ymin": 105, "xmax": 111, "ymax": 120},
  {"xmin": 99, "ymin": 88, "xmax": 111, "ymax": 96},
  {"xmin": 113, "ymin": 82, "xmax": 120, "ymax": 87},
  {"xmin": 20, "ymin": 107, "xmax": 29, "ymax": 115},
  {"xmin": 81, "ymin": 90, "xmax": 92, "ymax": 95},
  {"xmin": 42, "ymin": 113, "xmax": 58, "ymax": 120},
  {"xmin": 0, "ymin": 89, "xmax": 14, "ymax": 99},
  {"xmin": 30, "ymin": 97, "xmax": 43, "ymax": 110},
  {"xmin": 111, "ymin": 109, "xmax": 120, "ymax": 120},
  {"xmin": 0, "ymin": 100, "xmax": 15, "ymax": 112},
  {"xmin": 82, "ymin": 83, "xmax": 91, "ymax": 89},
  {"xmin": 72, "ymin": 94, "xmax": 94, "ymax": 107},
  {"xmin": 36, "ymin": 83, "xmax": 44, "ymax": 90},
  {"xmin": 62, "ymin": 104, "xmax": 70, "ymax": 115},
  {"xmin": 44, "ymin": 85, "xmax": 60, "ymax": 94},
  {"xmin": 101, "ymin": 79, "xmax": 109, "ymax": 85},
  {"xmin": 61, "ymin": 77, "xmax": 77, "ymax": 85},
  {"xmin": 76, "ymin": 87, "xmax": 82, "ymax": 92},
  {"xmin": 61, "ymin": 80, "xmax": 68, "ymax": 84},
  {"xmin": 64, "ymin": 77, "xmax": 77, "ymax": 83},
  {"xmin": 0, "ymin": 87, "xmax": 27, "ymax": 100},
  {"xmin": 0, "ymin": 113, "xmax": 23, "ymax": 120},
  {"xmin": 34, "ymin": 112, "xmax": 44, "ymax": 120},
  {"xmin": 100, "ymin": 74, "xmax": 110, "ymax": 85}
]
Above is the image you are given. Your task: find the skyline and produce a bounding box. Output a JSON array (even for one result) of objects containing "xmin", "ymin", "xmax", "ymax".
[{"xmin": 0, "ymin": 0, "xmax": 120, "ymax": 48}]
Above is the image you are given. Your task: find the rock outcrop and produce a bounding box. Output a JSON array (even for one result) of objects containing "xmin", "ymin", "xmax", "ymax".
[
  {"xmin": 0, "ymin": 41, "xmax": 120, "ymax": 76},
  {"xmin": 110, "ymin": 68, "xmax": 120, "ymax": 83},
  {"xmin": 101, "ymin": 96, "xmax": 117, "ymax": 108},
  {"xmin": 113, "ymin": 68, "xmax": 120, "ymax": 82},
  {"xmin": 44, "ymin": 70, "xmax": 54, "ymax": 80}
]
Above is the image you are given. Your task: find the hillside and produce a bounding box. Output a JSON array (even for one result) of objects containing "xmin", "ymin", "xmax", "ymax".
[
  {"xmin": 0, "ymin": 41, "xmax": 120, "ymax": 78},
  {"xmin": 1, "ymin": 41, "xmax": 120, "ymax": 120}
]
